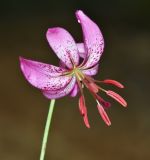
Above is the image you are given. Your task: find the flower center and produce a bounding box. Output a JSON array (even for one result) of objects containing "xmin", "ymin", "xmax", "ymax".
[
  {"xmin": 64, "ymin": 65, "xmax": 85, "ymax": 81},
  {"xmin": 73, "ymin": 67, "xmax": 85, "ymax": 81}
]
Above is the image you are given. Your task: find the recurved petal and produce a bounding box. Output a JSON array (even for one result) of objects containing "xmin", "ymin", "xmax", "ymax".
[
  {"xmin": 42, "ymin": 76, "xmax": 76, "ymax": 99},
  {"xmin": 19, "ymin": 57, "xmax": 71, "ymax": 90},
  {"xmin": 76, "ymin": 10, "xmax": 104, "ymax": 68},
  {"xmin": 82, "ymin": 64, "xmax": 99, "ymax": 76},
  {"xmin": 46, "ymin": 27, "xmax": 79, "ymax": 69}
]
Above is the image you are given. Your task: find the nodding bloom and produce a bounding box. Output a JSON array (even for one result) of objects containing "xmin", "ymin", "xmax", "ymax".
[{"xmin": 19, "ymin": 10, "xmax": 127, "ymax": 128}]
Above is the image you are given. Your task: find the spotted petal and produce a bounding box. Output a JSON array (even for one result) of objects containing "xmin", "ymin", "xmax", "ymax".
[
  {"xmin": 82, "ymin": 64, "xmax": 99, "ymax": 76},
  {"xmin": 76, "ymin": 10, "xmax": 104, "ymax": 68},
  {"xmin": 19, "ymin": 57, "xmax": 71, "ymax": 90},
  {"xmin": 46, "ymin": 27, "xmax": 79, "ymax": 69},
  {"xmin": 43, "ymin": 76, "xmax": 76, "ymax": 99},
  {"xmin": 77, "ymin": 43, "xmax": 86, "ymax": 59}
]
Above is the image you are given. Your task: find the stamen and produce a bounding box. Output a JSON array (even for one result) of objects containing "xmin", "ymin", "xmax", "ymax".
[
  {"xmin": 74, "ymin": 67, "xmax": 127, "ymax": 127},
  {"xmin": 79, "ymin": 96, "xmax": 90, "ymax": 128},
  {"xmin": 96, "ymin": 100, "xmax": 111, "ymax": 126},
  {"xmin": 81, "ymin": 75, "xmax": 100, "ymax": 93},
  {"xmin": 76, "ymin": 77, "xmax": 90, "ymax": 128},
  {"xmin": 106, "ymin": 90, "xmax": 127, "ymax": 107},
  {"xmin": 83, "ymin": 74, "xmax": 95, "ymax": 83},
  {"xmin": 81, "ymin": 76, "xmax": 111, "ymax": 108},
  {"xmin": 95, "ymin": 94, "xmax": 111, "ymax": 108},
  {"xmin": 102, "ymin": 79, "xmax": 124, "ymax": 88},
  {"xmin": 79, "ymin": 95, "xmax": 85, "ymax": 115},
  {"xmin": 84, "ymin": 75, "xmax": 124, "ymax": 89},
  {"xmin": 78, "ymin": 73, "xmax": 113, "ymax": 126}
]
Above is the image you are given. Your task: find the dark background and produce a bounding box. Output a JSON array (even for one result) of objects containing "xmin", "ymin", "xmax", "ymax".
[{"xmin": 0, "ymin": 0, "xmax": 150, "ymax": 159}]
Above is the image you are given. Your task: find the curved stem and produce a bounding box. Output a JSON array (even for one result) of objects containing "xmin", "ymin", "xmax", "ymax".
[{"xmin": 40, "ymin": 99, "xmax": 56, "ymax": 160}]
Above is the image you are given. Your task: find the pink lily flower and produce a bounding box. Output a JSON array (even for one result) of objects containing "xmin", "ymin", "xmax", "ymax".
[{"xmin": 20, "ymin": 10, "xmax": 127, "ymax": 128}]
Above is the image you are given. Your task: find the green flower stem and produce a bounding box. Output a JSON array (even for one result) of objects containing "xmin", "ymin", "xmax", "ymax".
[{"xmin": 40, "ymin": 99, "xmax": 56, "ymax": 160}]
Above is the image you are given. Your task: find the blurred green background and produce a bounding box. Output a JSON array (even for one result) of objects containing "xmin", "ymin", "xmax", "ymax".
[{"xmin": 0, "ymin": 0, "xmax": 150, "ymax": 159}]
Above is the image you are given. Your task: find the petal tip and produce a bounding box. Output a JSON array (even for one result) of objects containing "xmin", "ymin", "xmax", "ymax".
[
  {"xmin": 19, "ymin": 56, "xmax": 23, "ymax": 60},
  {"xmin": 46, "ymin": 27, "xmax": 59, "ymax": 39},
  {"xmin": 47, "ymin": 27, "xmax": 59, "ymax": 35},
  {"xmin": 75, "ymin": 10, "xmax": 85, "ymax": 23},
  {"xmin": 75, "ymin": 10, "xmax": 84, "ymax": 16},
  {"xmin": 19, "ymin": 56, "xmax": 26, "ymax": 72},
  {"xmin": 19, "ymin": 56, "xmax": 25, "ymax": 63}
]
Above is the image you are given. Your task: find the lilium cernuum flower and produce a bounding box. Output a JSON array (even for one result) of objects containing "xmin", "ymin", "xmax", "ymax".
[{"xmin": 20, "ymin": 10, "xmax": 127, "ymax": 128}]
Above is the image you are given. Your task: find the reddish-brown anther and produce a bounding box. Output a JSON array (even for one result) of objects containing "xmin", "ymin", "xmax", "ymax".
[
  {"xmin": 106, "ymin": 90, "xmax": 127, "ymax": 107},
  {"xmin": 97, "ymin": 104, "xmax": 111, "ymax": 126},
  {"xmin": 83, "ymin": 112, "xmax": 90, "ymax": 128},
  {"xmin": 79, "ymin": 95, "xmax": 85, "ymax": 115},
  {"xmin": 103, "ymin": 79, "xmax": 124, "ymax": 88},
  {"xmin": 79, "ymin": 96, "xmax": 90, "ymax": 128}
]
